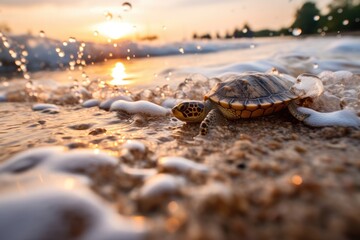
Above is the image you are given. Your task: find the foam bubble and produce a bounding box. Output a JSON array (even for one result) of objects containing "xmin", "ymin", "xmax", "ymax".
[
  {"xmin": 82, "ymin": 99, "xmax": 100, "ymax": 108},
  {"xmin": 110, "ymin": 100, "xmax": 171, "ymax": 116},
  {"xmin": 138, "ymin": 174, "xmax": 185, "ymax": 199},
  {"xmin": 158, "ymin": 156, "xmax": 209, "ymax": 174},
  {"xmin": 99, "ymin": 95, "xmax": 133, "ymax": 111}
]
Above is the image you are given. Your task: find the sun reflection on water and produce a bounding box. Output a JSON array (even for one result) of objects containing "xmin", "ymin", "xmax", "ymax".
[{"xmin": 110, "ymin": 62, "xmax": 129, "ymax": 85}]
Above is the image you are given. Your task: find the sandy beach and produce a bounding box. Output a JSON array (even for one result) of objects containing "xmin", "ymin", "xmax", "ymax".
[{"xmin": 0, "ymin": 35, "xmax": 360, "ymax": 239}]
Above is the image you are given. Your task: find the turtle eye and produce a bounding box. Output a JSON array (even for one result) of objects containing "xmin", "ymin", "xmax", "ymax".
[{"xmin": 179, "ymin": 103, "xmax": 187, "ymax": 112}]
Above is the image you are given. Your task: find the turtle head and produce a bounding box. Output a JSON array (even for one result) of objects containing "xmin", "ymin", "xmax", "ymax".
[{"xmin": 172, "ymin": 101, "xmax": 207, "ymax": 123}]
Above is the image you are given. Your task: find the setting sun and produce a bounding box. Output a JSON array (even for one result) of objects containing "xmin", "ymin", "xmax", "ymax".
[
  {"xmin": 95, "ymin": 21, "xmax": 134, "ymax": 40},
  {"xmin": 110, "ymin": 62, "xmax": 129, "ymax": 85}
]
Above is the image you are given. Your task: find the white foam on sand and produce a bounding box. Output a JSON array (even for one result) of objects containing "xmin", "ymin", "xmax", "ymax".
[
  {"xmin": 0, "ymin": 180, "xmax": 146, "ymax": 240},
  {"xmin": 110, "ymin": 100, "xmax": 171, "ymax": 116},
  {"xmin": 0, "ymin": 147, "xmax": 146, "ymax": 239},
  {"xmin": 299, "ymin": 107, "xmax": 360, "ymax": 128}
]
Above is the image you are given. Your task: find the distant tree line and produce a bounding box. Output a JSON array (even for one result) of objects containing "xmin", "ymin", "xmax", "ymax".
[{"xmin": 193, "ymin": 0, "xmax": 360, "ymax": 39}]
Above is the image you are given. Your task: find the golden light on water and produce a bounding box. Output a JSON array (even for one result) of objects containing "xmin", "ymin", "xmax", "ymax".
[
  {"xmin": 95, "ymin": 21, "xmax": 134, "ymax": 40},
  {"xmin": 110, "ymin": 62, "xmax": 129, "ymax": 85}
]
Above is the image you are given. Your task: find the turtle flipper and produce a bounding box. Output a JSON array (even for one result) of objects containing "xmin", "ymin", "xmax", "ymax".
[
  {"xmin": 288, "ymin": 101, "xmax": 360, "ymax": 128},
  {"xmin": 288, "ymin": 101, "xmax": 311, "ymax": 122},
  {"xmin": 199, "ymin": 109, "xmax": 226, "ymax": 135}
]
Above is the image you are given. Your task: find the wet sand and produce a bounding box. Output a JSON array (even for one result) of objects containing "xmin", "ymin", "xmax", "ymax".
[{"xmin": 1, "ymin": 100, "xmax": 359, "ymax": 240}]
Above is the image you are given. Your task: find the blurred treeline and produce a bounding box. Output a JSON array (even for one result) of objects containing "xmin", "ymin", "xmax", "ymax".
[{"xmin": 193, "ymin": 0, "xmax": 360, "ymax": 39}]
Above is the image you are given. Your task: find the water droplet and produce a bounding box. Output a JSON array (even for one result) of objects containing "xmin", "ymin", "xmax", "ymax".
[
  {"xmin": 9, "ymin": 50, "xmax": 17, "ymax": 58},
  {"xmin": 327, "ymin": 15, "xmax": 333, "ymax": 21},
  {"xmin": 62, "ymin": 41, "xmax": 68, "ymax": 46},
  {"xmin": 250, "ymin": 44, "xmax": 255, "ymax": 49},
  {"xmin": 178, "ymin": 47, "xmax": 184, "ymax": 54},
  {"xmin": 104, "ymin": 11, "xmax": 113, "ymax": 20},
  {"xmin": 39, "ymin": 30, "xmax": 45, "ymax": 38},
  {"xmin": 21, "ymin": 50, "xmax": 28, "ymax": 57},
  {"xmin": 291, "ymin": 175, "xmax": 303, "ymax": 186},
  {"xmin": 196, "ymin": 45, "xmax": 202, "ymax": 50},
  {"xmin": 162, "ymin": 25, "xmax": 167, "ymax": 31},
  {"xmin": 24, "ymin": 73, "xmax": 30, "ymax": 80},
  {"xmin": 313, "ymin": 15, "xmax": 320, "ymax": 21},
  {"xmin": 55, "ymin": 47, "xmax": 61, "ymax": 53},
  {"xmin": 122, "ymin": 2, "xmax": 132, "ymax": 12},
  {"xmin": 292, "ymin": 28, "xmax": 302, "ymax": 36},
  {"xmin": 68, "ymin": 37, "xmax": 76, "ymax": 43},
  {"xmin": 356, "ymin": 18, "xmax": 360, "ymax": 23},
  {"xmin": 337, "ymin": 8, "xmax": 343, "ymax": 14},
  {"xmin": 3, "ymin": 41, "xmax": 10, "ymax": 48},
  {"xmin": 342, "ymin": 19, "xmax": 349, "ymax": 26},
  {"xmin": 58, "ymin": 52, "xmax": 65, "ymax": 58},
  {"xmin": 93, "ymin": 31, "xmax": 99, "ymax": 37},
  {"xmin": 242, "ymin": 28, "xmax": 248, "ymax": 33},
  {"xmin": 313, "ymin": 63, "xmax": 319, "ymax": 69}
]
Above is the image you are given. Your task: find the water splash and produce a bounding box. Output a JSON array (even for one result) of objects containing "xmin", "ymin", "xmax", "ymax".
[
  {"xmin": 292, "ymin": 28, "xmax": 302, "ymax": 36},
  {"xmin": 122, "ymin": 2, "xmax": 132, "ymax": 12},
  {"xmin": 104, "ymin": 11, "xmax": 113, "ymax": 20},
  {"xmin": 39, "ymin": 30, "xmax": 46, "ymax": 38}
]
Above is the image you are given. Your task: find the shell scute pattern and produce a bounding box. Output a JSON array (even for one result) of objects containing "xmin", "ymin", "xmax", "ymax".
[{"xmin": 205, "ymin": 73, "xmax": 298, "ymax": 119}]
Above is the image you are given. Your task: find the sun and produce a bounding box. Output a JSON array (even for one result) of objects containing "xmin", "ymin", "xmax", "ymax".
[{"xmin": 95, "ymin": 21, "xmax": 134, "ymax": 40}]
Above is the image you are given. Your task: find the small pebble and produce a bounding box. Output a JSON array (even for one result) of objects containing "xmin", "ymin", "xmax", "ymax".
[
  {"xmin": 68, "ymin": 123, "xmax": 94, "ymax": 130},
  {"xmin": 38, "ymin": 120, "xmax": 46, "ymax": 125},
  {"xmin": 89, "ymin": 128, "xmax": 107, "ymax": 135},
  {"xmin": 32, "ymin": 103, "xmax": 59, "ymax": 111}
]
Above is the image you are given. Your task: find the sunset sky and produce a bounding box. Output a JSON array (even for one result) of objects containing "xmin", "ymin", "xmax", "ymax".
[{"xmin": 0, "ymin": 0, "xmax": 334, "ymax": 42}]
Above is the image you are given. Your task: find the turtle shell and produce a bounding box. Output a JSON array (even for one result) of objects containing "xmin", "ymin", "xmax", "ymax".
[{"xmin": 204, "ymin": 72, "xmax": 299, "ymax": 119}]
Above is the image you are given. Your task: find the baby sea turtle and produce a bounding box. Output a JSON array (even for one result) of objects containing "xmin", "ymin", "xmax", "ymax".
[{"xmin": 172, "ymin": 72, "xmax": 360, "ymax": 135}]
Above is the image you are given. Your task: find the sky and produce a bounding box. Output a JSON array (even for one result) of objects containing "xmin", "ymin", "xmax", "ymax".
[{"xmin": 0, "ymin": 0, "xmax": 334, "ymax": 42}]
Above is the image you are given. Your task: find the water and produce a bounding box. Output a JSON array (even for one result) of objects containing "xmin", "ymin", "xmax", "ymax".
[{"xmin": 1, "ymin": 35, "xmax": 360, "ymax": 239}]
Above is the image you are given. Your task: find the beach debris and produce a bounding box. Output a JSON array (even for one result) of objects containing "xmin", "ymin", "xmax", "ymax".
[{"xmin": 110, "ymin": 100, "xmax": 171, "ymax": 117}]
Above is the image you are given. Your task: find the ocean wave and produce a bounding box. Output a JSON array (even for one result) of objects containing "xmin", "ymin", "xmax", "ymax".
[{"xmin": 0, "ymin": 34, "xmax": 255, "ymax": 73}]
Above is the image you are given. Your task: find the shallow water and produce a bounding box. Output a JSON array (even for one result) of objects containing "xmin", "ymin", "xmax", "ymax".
[{"xmin": 1, "ymin": 36, "xmax": 360, "ymax": 239}]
